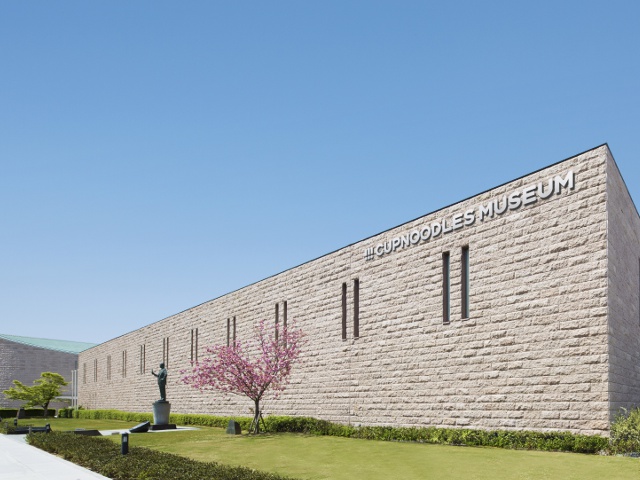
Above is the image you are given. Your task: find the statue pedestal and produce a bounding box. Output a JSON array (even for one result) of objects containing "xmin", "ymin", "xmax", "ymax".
[{"xmin": 151, "ymin": 400, "xmax": 176, "ymax": 431}]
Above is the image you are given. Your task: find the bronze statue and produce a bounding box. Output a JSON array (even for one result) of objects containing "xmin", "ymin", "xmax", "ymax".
[{"xmin": 151, "ymin": 363, "xmax": 168, "ymax": 401}]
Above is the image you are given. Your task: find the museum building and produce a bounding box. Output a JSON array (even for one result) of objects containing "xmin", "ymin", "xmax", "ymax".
[
  {"xmin": 0, "ymin": 334, "xmax": 95, "ymax": 409},
  {"xmin": 79, "ymin": 144, "xmax": 640, "ymax": 436}
]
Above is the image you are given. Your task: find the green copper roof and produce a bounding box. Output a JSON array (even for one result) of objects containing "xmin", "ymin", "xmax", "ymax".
[{"xmin": 0, "ymin": 334, "xmax": 96, "ymax": 354}]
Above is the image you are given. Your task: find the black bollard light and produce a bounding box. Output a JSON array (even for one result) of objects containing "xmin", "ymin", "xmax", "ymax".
[
  {"xmin": 13, "ymin": 418, "xmax": 17, "ymax": 427},
  {"xmin": 121, "ymin": 432, "xmax": 129, "ymax": 455}
]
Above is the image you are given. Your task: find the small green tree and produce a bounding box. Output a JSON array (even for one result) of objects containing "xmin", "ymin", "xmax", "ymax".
[{"xmin": 3, "ymin": 372, "xmax": 68, "ymax": 417}]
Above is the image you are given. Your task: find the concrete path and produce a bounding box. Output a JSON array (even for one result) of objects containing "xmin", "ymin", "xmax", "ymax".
[{"xmin": 0, "ymin": 433, "xmax": 110, "ymax": 480}]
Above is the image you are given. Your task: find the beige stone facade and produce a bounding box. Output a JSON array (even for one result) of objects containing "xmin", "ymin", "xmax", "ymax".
[{"xmin": 79, "ymin": 145, "xmax": 640, "ymax": 435}]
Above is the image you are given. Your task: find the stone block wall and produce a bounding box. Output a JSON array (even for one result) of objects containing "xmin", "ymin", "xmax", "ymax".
[
  {"xmin": 80, "ymin": 145, "xmax": 618, "ymax": 435},
  {"xmin": 606, "ymin": 151, "xmax": 640, "ymax": 418},
  {"xmin": 0, "ymin": 338, "xmax": 78, "ymax": 409}
]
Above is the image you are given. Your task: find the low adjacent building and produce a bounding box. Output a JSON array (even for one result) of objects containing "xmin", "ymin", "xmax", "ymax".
[
  {"xmin": 78, "ymin": 144, "xmax": 640, "ymax": 435},
  {"xmin": 0, "ymin": 334, "xmax": 96, "ymax": 409}
]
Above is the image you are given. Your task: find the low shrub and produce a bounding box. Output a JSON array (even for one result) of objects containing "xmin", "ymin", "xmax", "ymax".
[
  {"xmin": 610, "ymin": 407, "xmax": 640, "ymax": 454},
  {"xmin": 27, "ymin": 431, "xmax": 296, "ymax": 480},
  {"xmin": 0, "ymin": 423, "xmax": 16, "ymax": 434},
  {"xmin": 0, "ymin": 408, "xmax": 19, "ymax": 418},
  {"xmin": 57, "ymin": 407, "xmax": 72, "ymax": 418},
  {"xmin": 0, "ymin": 408, "xmax": 55, "ymax": 418},
  {"xmin": 71, "ymin": 409, "xmax": 609, "ymax": 455}
]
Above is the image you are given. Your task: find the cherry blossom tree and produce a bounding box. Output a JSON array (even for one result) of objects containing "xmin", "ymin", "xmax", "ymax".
[{"xmin": 181, "ymin": 319, "xmax": 305, "ymax": 433}]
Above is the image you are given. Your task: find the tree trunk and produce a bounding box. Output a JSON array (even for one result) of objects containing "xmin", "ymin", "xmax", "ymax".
[
  {"xmin": 43, "ymin": 402, "xmax": 49, "ymax": 418},
  {"xmin": 251, "ymin": 399, "xmax": 261, "ymax": 434}
]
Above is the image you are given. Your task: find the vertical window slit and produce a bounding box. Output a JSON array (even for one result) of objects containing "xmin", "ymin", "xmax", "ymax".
[
  {"xmin": 227, "ymin": 318, "xmax": 230, "ymax": 347},
  {"xmin": 232, "ymin": 317, "xmax": 236, "ymax": 346},
  {"xmin": 283, "ymin": 301, "xmax": 288, "ymax": 330},
  {"xmin": 353, "ymin": 278, "xmax": 360, "ymax": 338},
  {"xmin": 461, "ymin": 246, "xmax": 470, "ymax": 319},
  {"xmin": 443, "ymin": 251, "xmax": 450, "ymax": 324},
  {"xmin": 341, "ymin": 282, "xmax": 347, "ymax": 340}
]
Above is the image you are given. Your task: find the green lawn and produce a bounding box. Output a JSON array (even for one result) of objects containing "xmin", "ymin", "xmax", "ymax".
[
  {"xmin": 10, "ymin": 417, "xmax": 133, "ymax": 431},
  {"xmin": 15, "ymin": 418, "xmax": 640, "ymax": 480}
]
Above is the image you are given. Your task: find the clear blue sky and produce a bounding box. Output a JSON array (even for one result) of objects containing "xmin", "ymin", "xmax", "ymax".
[{"xmin": 1, "ymin": 1, "xmax": 639, "ymax": 344}]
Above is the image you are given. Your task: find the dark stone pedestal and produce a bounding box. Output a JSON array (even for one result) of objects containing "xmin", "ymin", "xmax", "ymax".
[
  {"xmin": 151, "ymin": 400, "xmax": 175, "ymax": 430},
  {"xmin": 153, "ymin": 400, "xmax": 170, "ymax": 424},
  {"xmin": 150, "ymin": 423, "xmax": 177, "ymax": 431}
]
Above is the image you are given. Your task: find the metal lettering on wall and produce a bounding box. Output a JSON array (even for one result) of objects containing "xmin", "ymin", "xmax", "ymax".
[{"xmin": 363, "ymin": 170, "xmax": 575, "ymax": 261}]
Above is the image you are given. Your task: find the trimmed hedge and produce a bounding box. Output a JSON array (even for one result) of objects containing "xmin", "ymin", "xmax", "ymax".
[
  {"xmin": 0, "ymin": 408, "xmax": 55, "ymax": 418},
  {"xmin": 27, "ymin": 431, "xmax": 295, "ymax": 480},
  {"xmin": 261, "ymin": 416, "xmax": 608, "ymax": 454},
  {"xmin": 68, "ymin": 409, "xmax": 610, "ymax": 454}
]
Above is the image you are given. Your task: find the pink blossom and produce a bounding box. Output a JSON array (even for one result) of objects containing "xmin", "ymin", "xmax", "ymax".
[{"xmin": 181, "ymin": 319, "xmax": 305, "ymax": 433}]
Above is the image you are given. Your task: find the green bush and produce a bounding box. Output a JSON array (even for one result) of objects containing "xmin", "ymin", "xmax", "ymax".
[
  {"xmin": 58, "ymin": 407, "xmax": 87, "ymax": 418},
  {"xmin": 57, "ymin": 407, "xmax": 71, "ymax": 418},
  {"xmin": 0, "ymin": 423, "xmax": 15, "ymax": 434},
  {"xmin": 0, "ymin": 407, "xmax": 54, "ymax": 418},
  {"xmin": 0, "ymin": 408, "xmax": 19, "ymax": 418},
  {"xmin": 27, "ymin": 431, "xmax": 296, "ymax": 480},
  {"xmin": 610, "ymin": 407, "xmax": 640, "ymax": 454}
]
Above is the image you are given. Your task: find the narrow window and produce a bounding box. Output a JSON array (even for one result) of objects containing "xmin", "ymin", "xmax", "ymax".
[
  {"xmin": 341, "ymin": 282, "xmax": 347, "ymax": 340},
  {"xmin": 165, "ymin": 337, "xmax": 169, "ymax": 367},
  {"xmin": 227, "ymin": 318, "xmax": 230, "ymax": 347},
  {"xmin": 83, "ymin": 363, "xmax": 86, "ymax": 384},
  {"xmin": 353, "ymin": 278, "xmax": 360, "ymax": 338},
  {"xmin": 461, "ymin": 246, "xmax": 470, "ymax": 319},
  {"xmin": 443, "ymin": 252, "xmax": 450, "ymax": 324},
  {"xmin": 191, "ymin": 328, "xmax": 200, "ymax": 362},
  {"xmin": 94, "ymin": 359, "xmax": 98, "ymax": 382},
  {"xmin": 283, "ymin": 301, "xmax": 288, "ymax": 330},
  {"xmin": 275, "ymin": 303, "xmax": 279, "ymax": 341},
  {"xmin": 232, "ymin": 317, "xmax": 236, "ymax": 346},
  {"xmin": 283, "ymin": 301, "xmax": 288, "ymax": 346},
  {"xmin": 143, "ymin": 345, "xmax": 146, "ymax": 374},
  {"xmin": 107, "ymin": 355, "xmax": 111, "ymax": 380},
  {"xmin": 122, "ymin": 350, "xmax": 127, "ymax": 378},
  {"xmin": 140, "ymin": 345, "xmax": 143, "ymax": 374},
  {"xmin": 162, "ymin": 338, "xmax": 166, "ymax": 365}
]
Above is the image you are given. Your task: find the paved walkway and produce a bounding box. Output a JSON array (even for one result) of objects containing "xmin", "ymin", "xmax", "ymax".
[{"xmin": 0, "ymin": 433, "xmax": 110, "ymax": 480}]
